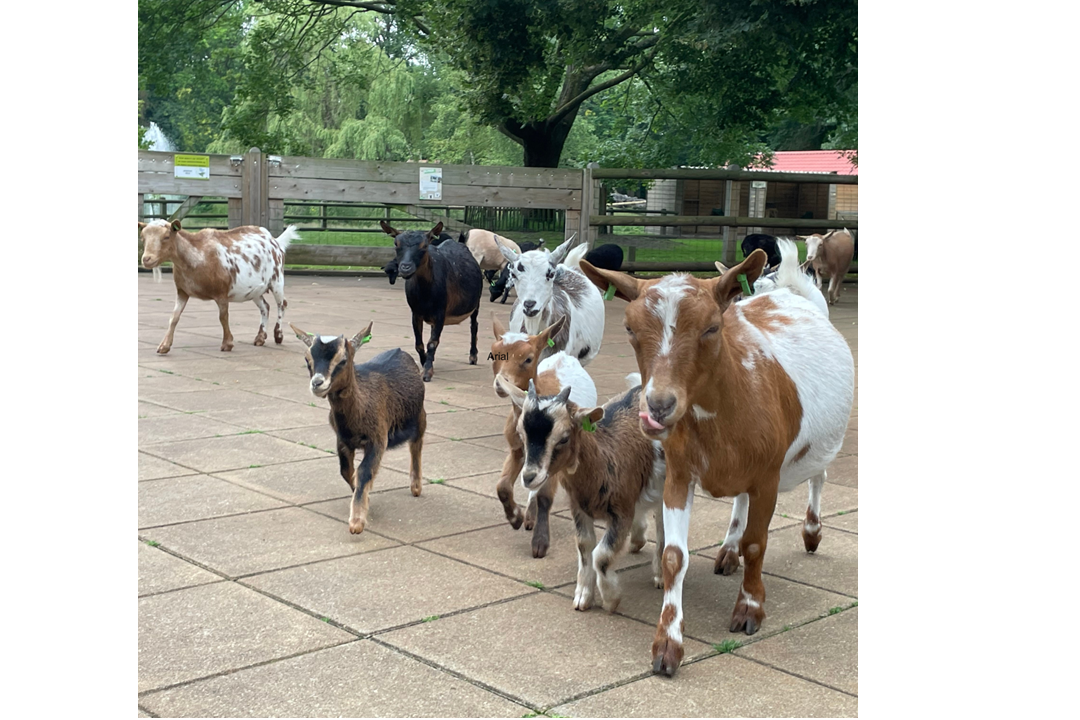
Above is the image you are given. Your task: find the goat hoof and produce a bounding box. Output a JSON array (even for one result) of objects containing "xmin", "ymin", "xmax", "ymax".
[
  {"xmin": 254, "ymin": 333, "xmax": 267, "ymax": 347},
  {"xmin": 652, "ymin": 574, "xmax": 664, "ymax": 589},
  {"xmin": 730, "ymin": 598, "xmax": 765, "ymax": 635},
  {"xmin": 509, "ymin": 509, "xmax": 524, "ymax": 530},
  {"xmin": 274, "ymin": 328, "xmax": 283, "ymax": 344},
  {"xmin": 349, "ymin": 518, "xmax": 367, "ymax": 534},
  {"xmin": 469, "ymin": 354, "xmax": 478, "ymax": 365},
  {"xmin": 714, "ymin": 546, "xmax": 741, "ymax": 575},
  {"xmin": 601, "ymin": 594, "xmax": 621, "ymax": 614},
  {"xmin": 220, "ymin": 342, "xmax": 234, "ymax": 352},
  {"xmin": 629, "ymin": 538, "xmax": 646, "ymax": 554},
  {"xmin": 651, "ymin": 638, "xmax": 684, "ymax": 677},
  {"xmin": 156, "ymin": 344, "xmax": 171, "ymax": 354},
  {"xmin": 531, "ymin": 536, "xmax": 549, "ymax": 558},
  {"xmin": 422, "ymin": 368, "xmax": 434, "ymax": 382},
  {"xmin": 410, "ymin": 482, "xmax": 422, "ymax": 497},
  {"xmin": 573, "ymin": 586, "xmax": 594, "ymax": 611},
  {"xmin": 523, "ymin": 516, "xmax": 535, "ymax": 532},
  {"xmin": 802, "ymin": 527, "xmax": 822, "ymax": 553}
]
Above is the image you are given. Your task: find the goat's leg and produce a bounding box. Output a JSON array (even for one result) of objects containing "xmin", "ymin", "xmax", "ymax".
[
  {"xmin": 593, "ymin": 512, "xmax": 632, "ymax": 613},
  {"xmin": 828, "ymin": 274, "xmax": 841, "ymax": 305},
  {"xmin": 802, "ymin": 471, "xmax": 826, "ymax": 552},
  {"xmin": 337, "ymin": 441, "xmax": 357, "ymax": 491},
  {"xmin": 496, "ymin": 446, "xmax": 526, "ymax": 530},
  {"xmin": 408, "ymin": 409, "xmax": 426, "ymax": 497},
  {"xmin": 530, "ymin": 476, "xmax": 556, "ymax": 559},
  {"xmin": 571, "ymin": 506, "xmax": 597, "ymax": 611},
  {"xmin": 252, "ymin": 295, "xmax": 270, "ymax": 346},
  {"xmin": 349, "ymin": 441, "xmax": 384, "ymax": 534},
  {"xmin": 421, "ymin": 314, "xmax": 445, "ymax": 382},
  {"xmin": 651, "ymin": 503, "xmax": 665, "ymax": 588},
  {"xmin": 730, "ymin": 484, "xmax": 778, "ymax": 636},
  {"xmin": 714, "ymin": 492, "xmax": 748, "ymax": 576},
  {"xmin": 468, "ymin": 306, "xmax": 479, "ymax": 365},
  {"xmin": 215, "ymin": 298, "xmax": 234, "ymax": 351},
  {"xmin": 271, "ymin": 280, "xmax": 287, "ymax": 343},
  {"xmin": 651, "ymin": 478, "xmax": 694, "ymax": 677},
  {"xmin": 630, "ymin": 503, "xmax": 649, "ymax": 554},
  {"xmin": 412, "ymin": 313, "xmax": 427, "ymax": 368},
  {"xmin": 524, "ymin": 489, "xmax": 538, "ymax": 531},
  {"xmin": 157, "ymin": 288, "xmax": 190, "ymax": 354}
]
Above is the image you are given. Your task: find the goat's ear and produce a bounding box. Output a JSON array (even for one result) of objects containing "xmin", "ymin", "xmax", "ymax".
[
  {"xmin": 491, "ymin": 311, "xmax": 506, "ymax": 340},
  {"xmin": 290, "ymin": 323, "xmax": 314, "ymax": 348},
  {"xmin": 426, "ymin": 223, "xmax": 444, "ymax": 241},
  {"xmin": 349, "ymin": 322, "xmax": 374, "ymax": 351},
  {"xmin": 549, "ymin": 233, "xmax": 577, "ymax": 264},
  {"xmin": 579, "ymin": 260, "xmax": 643, "ymax": 302},
  {"xmin": 170, "ymin": 220, "xmax": 182, "ymax": 232},
  {"xmin": 573, "ymin": 406, "xmax": 605, "ymax": 428},
  {"xmin": 536, "ymin": 238, "xmax": 546, "ymax": 249},
  {"xmin": 714, "ymin": 261, "xmax": 730, "ymax": 276},
  {"xmin": 494, "ymin": 235, "xmax": 519, "ymax": 263},
  {"xmin": 496, "ymin": 375, "xmax": 526, "ymax": 407},
  {"xmin": 712, "ymin": 249, "xmax": 768, "ymax": 308},
  {"xmin": 540, "ymin": 316, "xmax": 566, "ymax": 344},
  {"xmin": 379, "ymin": 220, "xmax": 399, "ymax": 237},
  {"xmin": 138, "ymin": 221, "xmax": 147, "ymax": 231}
]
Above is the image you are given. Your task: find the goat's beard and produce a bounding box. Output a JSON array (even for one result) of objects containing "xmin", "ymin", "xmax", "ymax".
[{"xmin": 152, "ymin": 266, "xmax": 163, "ymax": 283}]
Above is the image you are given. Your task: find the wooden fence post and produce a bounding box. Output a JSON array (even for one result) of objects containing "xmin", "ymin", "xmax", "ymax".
[
  {"xmin": 242, "ymin": 147, "xmax": 268, "ymax": 228},
  {"xmin": 579, "ymin": 167, "xmax": 593, "ymax": 243},
  {"xmin": 722, "ymin": 178, "xmax": 739, "ymax": 265}
]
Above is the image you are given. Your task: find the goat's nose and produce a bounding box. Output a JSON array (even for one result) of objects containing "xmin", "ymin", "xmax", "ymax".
[
  {"xmin": 522, "ymin": 470, "xmax": 537, "ymax": 487},
  {"xmin": 523, "ymin": 300, "xmax": 536, "ymax": 310},
  {"xmin": 647, "ymin": 392, "xmax": 677, "ymax": 420}
]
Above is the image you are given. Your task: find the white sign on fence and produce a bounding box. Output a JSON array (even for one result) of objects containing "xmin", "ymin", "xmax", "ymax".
[
  {"xmin": 419, "ymin": 167, "xmax": 442, "ymax": 200},
  {"xmin": 174, "ymin": 154, "xmax": 210, "ymax": 180}
]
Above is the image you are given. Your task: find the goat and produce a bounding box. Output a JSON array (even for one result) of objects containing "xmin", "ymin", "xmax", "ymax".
[
  {"xmin": 386, "ymin": 222, "xmax": 483, "ymax": 382},
  {"xmin": 797, "ymin": 228, "xmax": 855, "ymax": 306},
  {"xmin": 741, "ymin": 233, "xmax": 781, "ymax": 268},
  {"xmin": 291, "ymin": 322, "xmax": 426, "ymax": 535},
  {"xmin": 723, "ymin": 238, "xmax": 829, "ymax": 317},
  {"xmin": 489, "ymin": 239, "xmax": 545, "ymax": 304},
  {"xmin": 498, "ymin": 377, "xmax": 666, "ymax": 613},
  {"xmin": 583, "ymin": 243, "xmax": 624, "ymax": 272},
  {"xmin": 497, "ymin": 235, "xmax": 604, "ymax": 366},
  {"xmin": 459, "ymin": 228, "xmax": 521, "ymax": 273},
  {"xmin": 489, "ymin": 314, "xmax": 596, "ymax": 558},
  {"xmin": 579, "ymin": 251, "xmax": 855, "ymax": 676},
  {"xmin": 139, "ymin": 219, "xmax": 297, "ymax": 354},
  {"xmin": 380, "ymin": 220, "xmax": 453, "ymax": 246}
]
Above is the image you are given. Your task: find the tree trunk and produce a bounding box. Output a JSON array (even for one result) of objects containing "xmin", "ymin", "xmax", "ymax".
[{"xmin": 501, "ymin": 108, "xmax": 579, "ymax": 168}]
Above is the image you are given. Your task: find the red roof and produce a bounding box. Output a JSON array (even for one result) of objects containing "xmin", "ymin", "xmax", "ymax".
[{"xmin": 751, "ymin": 150, "xmax": 858, "ymax": 176}]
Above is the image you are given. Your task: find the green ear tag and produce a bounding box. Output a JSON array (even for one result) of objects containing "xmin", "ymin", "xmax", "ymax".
[
  {"xmin": 603, "ymin": 283, "xmax": 616, "ymax": 301},
  {"xmin": 582, "ymin": 416, "xmax": 597, "ymax": 432},
  {"xmin": 738, "ymin": 273, "xmax": 752, "ymax": 296},
  {"xmin": 490, "ymin": 280, "xmax": 497, "ymax": 287},
  {"xmin": 547, "ymin": 337, "xmax": 555, "ymax": 348},
  {"xmin": 361, "ymin": 334, "xmax": 372, "ymax": 344}
]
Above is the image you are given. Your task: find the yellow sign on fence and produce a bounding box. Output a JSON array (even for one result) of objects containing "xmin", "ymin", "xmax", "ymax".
[{"xmin": 174, "ymin": 154, "xmax": 210, "ymax": 180}]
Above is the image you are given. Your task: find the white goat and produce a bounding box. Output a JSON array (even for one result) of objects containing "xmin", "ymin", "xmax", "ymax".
[
  {"xmin": 497, "ymin": 235, "xmax": 604, "ymax": 366},
  {"xmin": 749, "ymin": 238, "xmax": 829, "ymax": 317}
]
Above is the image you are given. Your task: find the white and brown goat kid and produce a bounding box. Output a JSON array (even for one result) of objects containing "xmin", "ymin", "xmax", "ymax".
[
  {"xmin": 139, "ymin": 219, "xmax": 298, "ymax": 353},
  {"xmin": 490, "ymin": 314, "xmax": 597, "ymax": 558},
  {"xmin": 291, "ymin": 322, "xmax": 427, "ymax": 535},
  {"xmin": 500, "ymin": 377, "xmax": 666, "ymax": 613},
  {"xmin": 580, "ymin": 251, "xmax": 855, "ymax": 676},
  {"xmin": 497, "ymin": 235, "xmax": 604, "ymax": 365}
]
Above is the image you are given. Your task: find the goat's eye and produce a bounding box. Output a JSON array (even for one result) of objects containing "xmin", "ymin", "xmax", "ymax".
[
  {"xmin": 702, "ymin": 326, "xmax": 720, "ymax": 337},
  {"xmin": 517, "ymin": 263, "xmax": 524, "ymax": 271},
  {"xmin": 558, "ymin": 436, "xmax": 570, "ymax": 446},
  {"xmin": 523, "ymin": 357, "xmax": 532, "ymax": 365},
  {"xmin": 624, "ymin": 325, "xmax": 635, "ymax": 336}
]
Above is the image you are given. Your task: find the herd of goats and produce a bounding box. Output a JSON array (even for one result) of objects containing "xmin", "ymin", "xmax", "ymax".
[{"xmin": 138, "ymin": 217, "xmax": 855, "ymax": 677}]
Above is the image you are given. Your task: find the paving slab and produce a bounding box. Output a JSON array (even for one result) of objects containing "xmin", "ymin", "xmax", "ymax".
[
  {"xmin": 137, "ymin": 387, "xmax": 281, "ymax": 413},
  {"xmin": 204, "ymin": 402, "xmax": 331, "ymax": 431},
  {"xmin": 737, "ymin": 607, "xmax": 858, "ymax": 696},
  {"xmin": 147, "ymin": 506, "xmax": 399, "ymax": 578},
  {"xmin": 246, "ymin": 545, "xmax": 534, "ymax": 634},
  {"xmin": 380, "ymin": 591, "xmax": 712, "ymax": 709},
  {"xmin": 444, "ymin": 471, "xmax": 572, "ymax": 513},
  {"xmin": 823, "ymin": 510, "xmax": 858, "ymax": 534},
  {"xmin": 424, "ymin": 408, "xmax": 509, "ymax": 439},
  {"xmin": 214, "ymin": 456, "xmax": 365, "ymax": 505},
  {"xmin": 550, "ymin": 652, "xmax": 857, "ymax": 717},
  {"xmin": 138, "ymin": 582, "xmax": 352, "ymax": 693},
  {"xmin": 138, "ymin": 451, "xmax": 199, "ymax": 481},
  {"xmin": 558, "ymin": 552, "xmax": 853, "ymax": 646},
  {"xmin": 142, "ymin": 433, "xmax": 327, "ymax": 473},
  {"xmin": 138, "ymin": 372, "xmax": 215, "ymax": 393},
  {"xmin": 138, "ymin": 400, "xmax": 185, "ymax": 418},
  {"xmin": 827, "ymin": 453, "xmax": 858, "ymax": 488},
  {"xmin": 140, "ymin": 640, "xmax": 530, "ymax": 717},
  {"xmin": 762, "ymin": 525, "xmax": 858, "ymax": 598},
  {"xmin": 304, "ymin": 484, "xmax": 506, "ymax": 543},
  {"xmin": 380, "ymin": 439, "xmax": 509, "ymax": 480},
  {"xmin": 138, "ymin": 541, "xmax": 222, "ymax": 597},
  {"xmin": 139, "ymin": 474, "xmax": 288, "ymax": 529},
  {"xmin": 138, "ymin": 413, "xmax": 246, "ymax": 445}
]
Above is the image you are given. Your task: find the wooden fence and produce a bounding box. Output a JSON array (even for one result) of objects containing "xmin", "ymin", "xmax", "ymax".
[{"xmin": 138, "ymin": 150, "xmax": 857, "ymax": 274}]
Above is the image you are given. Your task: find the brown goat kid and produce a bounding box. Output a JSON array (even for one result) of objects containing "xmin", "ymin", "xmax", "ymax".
[
  {"xmin": 500, "ymin": 378, "xmax": 665, "ymax": 612},
  {"xmin": 139, "ymin": 219, "xmax": 298, "ymax": 353},
  {"xmin": 291, "ymin": 322, "xmax": 426, "ymax": 535},
  {"xmin": 798, "ymin": 228, "xmax": 855, "ymax": 306}
]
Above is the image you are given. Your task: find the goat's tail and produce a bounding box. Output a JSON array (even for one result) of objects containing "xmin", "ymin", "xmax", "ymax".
[
  {"xmin": 772, "ymin": 238, "xmax": 828, "ymax": 316},
  {"xmin": 562, "ymin": 243, "xmax": 589, "ymax": 271},
  {"xmin": 275, "ymin": 225, "xmax": 300, "ymax": 251},
  {"xmin": 625, "ymin": 372, "xmax": 642, "ymax": 390}
]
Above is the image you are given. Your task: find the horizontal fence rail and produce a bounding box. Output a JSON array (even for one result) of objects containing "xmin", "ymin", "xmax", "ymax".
[{"xmin": 592, "ymin": 167, "xmax": 858, "ymax": 184}]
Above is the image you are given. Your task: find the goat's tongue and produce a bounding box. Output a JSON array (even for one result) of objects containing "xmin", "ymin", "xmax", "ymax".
[{"xmin": 639, "ymin": 412, "xmax": 665, "ymax": 431}]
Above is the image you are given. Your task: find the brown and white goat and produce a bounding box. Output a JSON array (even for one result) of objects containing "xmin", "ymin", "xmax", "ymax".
[
  {"xmin": 462, "ymin": 229, "xmax": 521, "ymax": 272},
  {"xmin": 797, "ymin": 228, "xmax": 855, "ymax": 306},
  {"xmin": 490, "ymin": 314, "xmax": 596, "ymax": 558},
  {"xmin": 139, "ymin": 219, "xmax": 298, "ymax": 353},
  {"xmin": 291, "ymin": 322, "xmax": 427, "ymax": 535},
  {"xmin": 499, "ymin": 377, "xmax": 665, "ymax": 612},
  {"xmin": 580, "ymin": 252, "xmax": 855, "ymax": 676}
]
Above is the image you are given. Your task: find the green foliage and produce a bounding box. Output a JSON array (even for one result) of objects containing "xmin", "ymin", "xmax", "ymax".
[{"xmin": 714, "ymin": 639, "xmax": 742, "ymax": 654}]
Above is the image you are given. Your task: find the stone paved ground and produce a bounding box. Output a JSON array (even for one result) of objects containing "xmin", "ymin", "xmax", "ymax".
[{"xmin": 138, "ymin": 272, "xmax": 858, "ymax": 718}]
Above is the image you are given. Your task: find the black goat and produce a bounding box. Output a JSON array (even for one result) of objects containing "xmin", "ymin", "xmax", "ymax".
[
  {"xmin": 489, "ymin": 239, "xmax": 545, "ymax": 303},
  {"xmin": 387, "ymin": 222, "xmax": 483, "ymax": 382},
  {"xmin": 583, "ymin": 243, "xmax": 624, "ymax": 271},
  {"xmin": 381, "ymin": 223, "xmax": 452, "ymax": 285},
  {"xmin": 741, "ymin": 233, "xmax": 781, "ymax": 268}
]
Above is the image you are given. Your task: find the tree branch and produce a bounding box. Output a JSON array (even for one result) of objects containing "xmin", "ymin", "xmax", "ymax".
[{"xmin": 546, "ymin": 46, "xmax": 659, "ymax": 129}]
